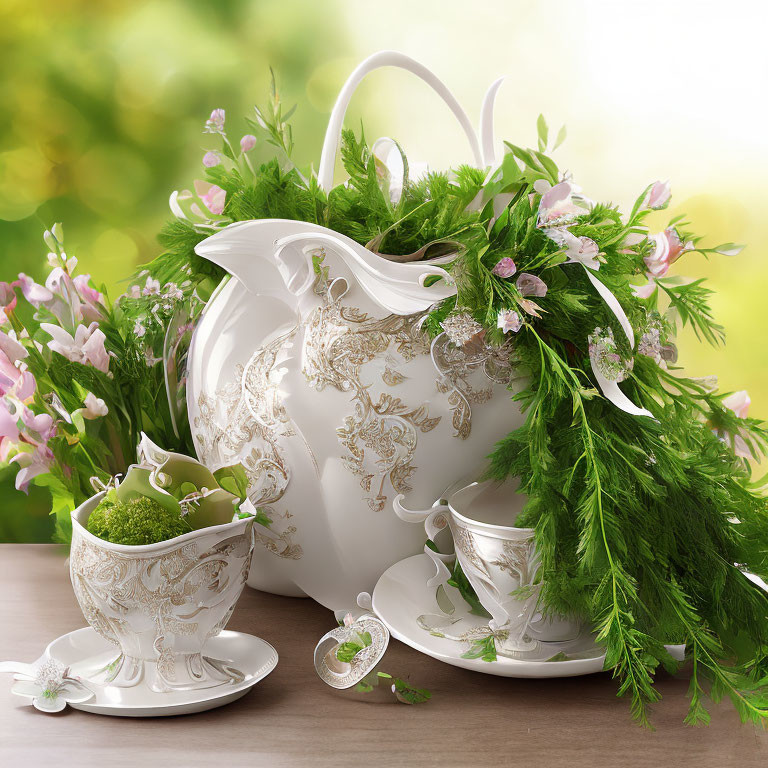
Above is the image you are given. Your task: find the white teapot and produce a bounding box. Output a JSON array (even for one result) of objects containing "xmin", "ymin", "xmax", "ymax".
[{"xmin": 186, "ymin": 52, "xmax": 523, "ymax": 611}]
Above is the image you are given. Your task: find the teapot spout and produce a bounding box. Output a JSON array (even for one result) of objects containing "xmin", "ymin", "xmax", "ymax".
[{"xmin": 195, "ymin": 219, "xmax": 457, "ymax": 316}]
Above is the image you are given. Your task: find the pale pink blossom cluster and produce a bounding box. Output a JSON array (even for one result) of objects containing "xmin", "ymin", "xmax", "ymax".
[
  {"xmin": 0, "ymin": 226, "xmax": 113, "ymax": 491},
  {"xmin": 0, "ymin": 328, "xmax": 54, "ymax": 491},
  {"xmin": 204, "ymin": 108, "xmax": 226, "ymax": 134}
]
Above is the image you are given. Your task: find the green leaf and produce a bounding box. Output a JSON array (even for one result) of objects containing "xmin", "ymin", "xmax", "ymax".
[
  {"xmin": 34, "ymin": 474, "xmax": 75, "ymax": 544},
  {"xmin": 393, "ymin": 678, "xmax": 432, "ymax": 705},
  {"xmin": 553, "ymin": 124, "xmax": 567, "ymax": 150},
  {"xmin": 461, "ymin": 636, "xmax": 497, "ymax": 662},
  {"xmin": 536, "ymin": 114, "xmax": 549, "ymax": 151},
  {"xmin": 335, "ymin": 642, "xmax": 364, "ymax": 663},
  {"xmin": 213, "ymin": 464, "xmax": 249, "ymax": 501}
]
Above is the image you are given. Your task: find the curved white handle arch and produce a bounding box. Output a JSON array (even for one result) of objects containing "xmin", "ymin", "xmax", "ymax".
[
  {"xmin": 317, "ymin": 50, "xmax": 483, "ymax": 192},
  {"xmin": 479, "ymin": 77, "xmax": 505, "ymax": 168}
]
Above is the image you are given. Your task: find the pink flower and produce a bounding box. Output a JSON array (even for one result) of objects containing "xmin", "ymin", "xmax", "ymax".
[
  {"xmin": 11, "ymin": 446, "xmax": 53, "ymax": 493},
  {"xmin": 0, "ymin": 282, "xmax": 17, "ymax": 316},
  {"xmin": 0, "ymin": 355, "xmax": 35, "ymax": 401},
  {"xmin": 0, "ymin": 331, "xmax": 34, "ymax": 400},
  {"xmin": 240, "ymin": 134, "xmax": 257, "ymax": 153},
  {"xmin": 16, "ymin": 274, "xmax": 53, "ymax": 306},
  {"xmin": 72, "ymin": 274, "xmax": 104, "ymax": 321},
  {"xmin": 20, "ymin": 409, "xmax": 55, "ymax": 443},
  {"xmin": 722, "ymin": 390, "xmax": 750, "ymax": 420},
  {"xmin": 516, "ymin": 273, "xmax": 547, "ymax": 297},
  {"xmin": 41, "ymin": 322, "xmax": 110, "ymax": 374},
  {"xmin": 497, "ymin": 309, "xmax": 522, "ymax": 334},
  {"xmin": 202, "ymin": 151, "xmax": 221, "ymax": 168},
  {"xmin": 73, "ymin": 275, "xmax": 102, "ymax": 306},
  {"xmin": 204, "ymin": 109, "xmax": 225, "ymax": 133},
  {"xmin": 0, "ymin": 330, "xmax": 27, "ymax": 365},
  {"xmin": 491, "ymin": 257, "xmax": 516, "ymax": 278},
  {"xmin": 646, "ymin": 181, "xmax": 671, "ymax": 210},
  {"xmin": 644, "ymin": 228, "xmax": 692, "ymax": 279},
  {"xmin": 193, "ymin": 180, "xmax": 226, "ymax": 216},
  {"xmin": 0, "ymin": 399, "xmax": 20, "ymax": 443},
  {"xmin": 537, "ymin": 181, "xmax": 587, "ymax": 227}
]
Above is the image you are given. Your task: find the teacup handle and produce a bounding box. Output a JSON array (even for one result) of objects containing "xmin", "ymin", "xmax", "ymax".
[{"xmin": 393, "ymin": 495, "xmax": 455, "ymax": 589}]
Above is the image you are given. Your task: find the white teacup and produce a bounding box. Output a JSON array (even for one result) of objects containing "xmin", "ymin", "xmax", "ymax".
[
  {"xmin": 70, "ymin": 492, "xmax": 255, "ymax": 693},
  {"xmin": 395, "ymin": 479, "xmax": 580, "ymax": 654}
]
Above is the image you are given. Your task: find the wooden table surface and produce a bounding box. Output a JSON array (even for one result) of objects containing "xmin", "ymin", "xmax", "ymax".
[{"xmin": 1, "ymin": 545, "xmax": 766, "ymax": 767}]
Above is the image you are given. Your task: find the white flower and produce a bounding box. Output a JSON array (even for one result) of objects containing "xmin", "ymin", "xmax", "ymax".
[
  {"xmin": 134, "ymin": 319, "xmax": 146, "ymax": 338},
  {"xmin": 41, "ymin": 322, "xmax": 110, "ymax": 374},
  {"xmin": 1, "ymin": 657, "xmax": 93, "ymax": 713},
  {"xmin": 82, "ymin": 392, "xmax": 108, "ymax": 420}
]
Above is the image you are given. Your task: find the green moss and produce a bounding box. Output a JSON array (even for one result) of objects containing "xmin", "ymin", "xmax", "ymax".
[{"xmin": 86, "ymin": 496, "xmax": 189, "ymax": 545}]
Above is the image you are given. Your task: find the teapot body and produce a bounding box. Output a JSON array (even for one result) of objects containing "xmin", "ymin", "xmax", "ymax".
[{"xmin": 187, "ymin": 220, "xmax": 522, "ymax": 610}]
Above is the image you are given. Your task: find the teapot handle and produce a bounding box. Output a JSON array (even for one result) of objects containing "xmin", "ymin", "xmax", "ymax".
[{"xmin": 317, "ymin": 50, "xmax": 483, "ymax": 192}]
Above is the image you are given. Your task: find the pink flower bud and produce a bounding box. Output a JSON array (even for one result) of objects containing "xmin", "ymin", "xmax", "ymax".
[
  {"xmin": 491, "ymin": 257, "xmax": 516, "ymax": 278},
  {"xmin": 202, "ymin": 151, "xmax": 221, "ymax": 168},
  {"xmin": 644, "ymin": 227, "xmax": 692, "ymax": 279},
  {"xmin": 516, "ymin": 273, "xmax": 547, "ymax": 297},
  {"xmin": 240, "ymin": 134, "xmax": 257, "ymax": 153},
  {"xmin": 646, "ymin": 181, "xmax": 671, "ymax": 210}
]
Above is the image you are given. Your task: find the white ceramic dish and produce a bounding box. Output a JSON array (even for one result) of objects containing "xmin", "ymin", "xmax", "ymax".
[
  {"xmin": 372, "ymin": 553, "xmax": 608, "ymax": 678},
  {"xmin": 45, "ymin": 628, "xmax": 277, "ymax": 717}
]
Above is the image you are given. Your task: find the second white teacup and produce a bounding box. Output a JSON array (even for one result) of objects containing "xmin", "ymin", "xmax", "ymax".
[{"xmin": 395, "ymin": 479, "xmax": 580, "ymax": 654}]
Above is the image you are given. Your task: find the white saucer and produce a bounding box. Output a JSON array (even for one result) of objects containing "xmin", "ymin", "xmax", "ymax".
[
  {"xmin": 45, "ymin": 628, "xmax": 278, "ymax": 717},
  {"xmin": 372, "ymin": 554, "xmax": 608, "ymax": 678}
]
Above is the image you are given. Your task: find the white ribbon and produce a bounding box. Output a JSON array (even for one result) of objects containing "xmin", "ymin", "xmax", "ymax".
[{"xmin": 571, "ymin": 263, "xmax": 653, "ymax": 418}]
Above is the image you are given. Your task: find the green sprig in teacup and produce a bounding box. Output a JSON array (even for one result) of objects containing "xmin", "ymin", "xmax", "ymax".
[{"xmin": 86, "ymin": 433, "xmax": 262, "ymax": 546}]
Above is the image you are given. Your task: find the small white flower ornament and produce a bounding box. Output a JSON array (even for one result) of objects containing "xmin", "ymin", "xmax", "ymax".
[{"xmin": 0, "ymin": 657, "xmax": 94, "ymax": 713}]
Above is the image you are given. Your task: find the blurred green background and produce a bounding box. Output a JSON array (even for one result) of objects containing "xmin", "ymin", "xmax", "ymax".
[{"xmin": 1, "ymin": 0, "xmax": 766, "ymax": 540}]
